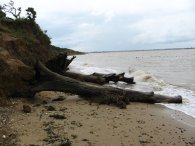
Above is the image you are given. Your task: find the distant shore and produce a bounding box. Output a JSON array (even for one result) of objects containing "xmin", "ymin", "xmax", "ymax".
[{"xmin": 91, "ymin": 47, "xmax": 195, "ymax": 53}]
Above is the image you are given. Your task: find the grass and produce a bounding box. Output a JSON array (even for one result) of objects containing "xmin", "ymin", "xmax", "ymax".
[
  {"xmin": 0, "ymin": 18, "xmax": 50, "ymax": 45},
  {"xmin": 0, "ymin": 23, "xmax": 10, "ymax": 33}
]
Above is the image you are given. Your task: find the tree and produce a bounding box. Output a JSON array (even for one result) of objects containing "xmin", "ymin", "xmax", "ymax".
[
  {"xmin": 26, "ymin": 7, "xmax": 36, "ymax": 21},
  {"xmin": 30, "ymin": 58, "xmax": 182, "ymax": 109},
  {"xmin": 1, "ymin": 0, "xmax": 21, "ymax": 19},
  {"xmin": 0, "ymin": 5, "xmax": 6, "ymax": 19}
]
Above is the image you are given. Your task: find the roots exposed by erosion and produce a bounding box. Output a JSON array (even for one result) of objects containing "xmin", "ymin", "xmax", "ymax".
[{"xmin": 46, "ymin": 53, "xmax": 76, "ymax": 74}]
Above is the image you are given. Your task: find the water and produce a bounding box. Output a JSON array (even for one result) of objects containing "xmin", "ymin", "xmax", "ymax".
[{"xmin": 69, "ymin": 49, "xmax": 195, "ymax": 118}]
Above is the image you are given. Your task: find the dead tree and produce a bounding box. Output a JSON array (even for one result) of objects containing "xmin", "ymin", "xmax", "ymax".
[
  {"xmin": 46, "ymin": 54, "xmax": 135, "ymax": 85},
  {"xmin": 2, "ymin": 0, "xmax": 21, "ymax": 19},
  {"xmin": 46, "ymin": 54, "xmax": 76, "ymax": 74},
  {"xmin": 92, "ymin": 72, "xmax": 135, "ymax": 84},
  {"xmin": 31, "ymin": 61, "xmax": 182, "ymax": 108},
  {"xmin": 63, "ymin": 72, "xmax": 135, "ymax": 85},
  {"xmin": 64, "ymin": 72, "xmax": 107, "ymax": 85}
]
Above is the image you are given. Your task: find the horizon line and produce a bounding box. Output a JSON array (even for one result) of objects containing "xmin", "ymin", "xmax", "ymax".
[{"xmin": 87, "ymin": 47, "xmax": 195, "ymax": 53}]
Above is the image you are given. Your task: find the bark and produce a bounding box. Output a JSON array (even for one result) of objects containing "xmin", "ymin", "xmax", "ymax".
[
  {"xmin": 46, "ymin": 54, "xmax": 135, "ymax": 85},
  {"xmin": 64, "ymin": 72, "xmax": 107, "ymax": 85},
  {"xmin": 63, "ymin": 72, "xmax": 135, "ymax": 85},
  {"xmin": 31, "ymin": 61, "xmax": 182, "ymax": 108},
  {"xmin": 46, "ymin": 53, "xmax": 76, "ymax": 74},
  {"xmin": 63, "ymin": 56, "xmax": 76, "ymax": 72},
  {"xmin": 92, "ymin": 72, "xmax": 135, "ymax": 84}
]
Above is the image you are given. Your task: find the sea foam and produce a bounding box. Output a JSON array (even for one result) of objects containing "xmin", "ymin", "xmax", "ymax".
[{"xmin": 69, "ymin": 62, "xmax": 195, "ymax": 118}]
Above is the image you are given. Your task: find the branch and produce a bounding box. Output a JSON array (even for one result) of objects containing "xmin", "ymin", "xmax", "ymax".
[{"xmin": 64, "ymin": 56, "xmax": 76, "ymax": 71}]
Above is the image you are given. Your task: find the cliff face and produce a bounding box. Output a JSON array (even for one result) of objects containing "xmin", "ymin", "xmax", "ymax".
[{"xmin": 0, "ymin": 20, "xmax": 53, "ymax": 97}]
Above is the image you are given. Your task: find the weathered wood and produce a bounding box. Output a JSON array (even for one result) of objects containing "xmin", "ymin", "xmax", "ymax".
[
  {"xmin": 64, "ymin": 71, "xmax": 135, "ymax": 85},
  {"xmin": 45, "ymin": 54, "xmax": 134, "ymax": 85},
  {"xmin": 46, "ymin": 53, "xmax": 76, "ymax": 74},
  {"xmin": 32, "ymin": 61, "xmax": 182, "ymax": 108},
  {"xmin": 92, "ymin": 72, "xmax": 135, "ymax": 84},
  {"xmin": 64, "ymin": 72, "xmax": 106, "ymax": 85},
  {"xmin": 64, "ymin": 56, "xmax": 76, "ymax": 71}
]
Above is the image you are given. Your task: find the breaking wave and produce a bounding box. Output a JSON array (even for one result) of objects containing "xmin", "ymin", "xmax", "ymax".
[{"xmin": 70, "ymin": 62, "xmax": 195, "ymax": 118}]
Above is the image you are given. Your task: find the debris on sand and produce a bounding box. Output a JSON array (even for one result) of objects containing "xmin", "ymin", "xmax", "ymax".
[
  {"xmin": 45, "ymin": 105, "xmax": 56, "ymax": 111},
  {"xmin": 52, "ymin": 96, "xmax": 66, "ymax": 102},
  {"xmin": 49, "ymin": 114, "xmax": 66, "ymax": 120},
  {"xmin": 23, "ymin": 105, "xmax": 31, "ymax": 113}
]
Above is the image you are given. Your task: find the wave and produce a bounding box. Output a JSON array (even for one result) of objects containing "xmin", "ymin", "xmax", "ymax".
[
  {"xmin": 69, "ymin": 62, "xmax": 120, "ymax": 75},
  {"xmin": 129, "ymin": 68, "xmax": 195, "ymax": 118},
  {"xmin": 128, "ymin": 68, "xmax": 166, "ymax": 91},
  {"xmin": 69, "ymin": 62, "xmax": 195, "ymax": 118}
]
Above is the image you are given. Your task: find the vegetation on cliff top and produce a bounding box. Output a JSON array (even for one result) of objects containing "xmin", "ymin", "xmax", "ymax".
[
  {"xmin": 49, "ymin": 45, "xmax": 84, "ymax": 56},
  {"xmin": 0, "ymin": 0, "xmax": 82, "ymax": 55}
]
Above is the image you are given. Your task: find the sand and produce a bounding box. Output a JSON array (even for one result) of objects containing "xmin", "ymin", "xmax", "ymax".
[{"xmin": 9, "ymin": 91, "xmax": 195, "ymax": 146}]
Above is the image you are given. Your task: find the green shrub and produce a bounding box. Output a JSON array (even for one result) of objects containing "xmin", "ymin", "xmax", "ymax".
[
  {"xmin": 0, "ymin": 18, "xmax": 51, "ymax": 45},
  {"xmin": 0, "ymin": 10, "xmax": 6, "ymax": 19}
]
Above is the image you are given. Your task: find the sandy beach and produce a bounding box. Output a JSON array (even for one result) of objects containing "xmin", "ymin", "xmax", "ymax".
[
  {"xmin": 1, "ymin": 1, "xmax": 195, "ymax": 145},
  {"xmin": 4, "ymin": 91, "xmax": 194, "ymax": 146}
]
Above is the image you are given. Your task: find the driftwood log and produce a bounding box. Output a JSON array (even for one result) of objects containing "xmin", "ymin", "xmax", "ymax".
[
  {"xmin": 63, "ymin": 72, "xmax": 135, "ymax": 85},
  {"xmin": 64, "ymin": 72, "xmax": 107, "ymax": 85},
  {"xmin": 32, "ymin": 61, "xmax": 182, "ymax": 108},
  {"xmin": 92, "ymin": 72, "xmax": 135, "ymax": 84},
  {"xmin": 46, "ymin": 54, "xmax": 135, "ymax": 85}
]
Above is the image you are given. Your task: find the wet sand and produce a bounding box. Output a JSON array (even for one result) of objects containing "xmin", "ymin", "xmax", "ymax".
[{"xmin": 11, "ymin": 91, "xmax": 195, "ymax": 146}]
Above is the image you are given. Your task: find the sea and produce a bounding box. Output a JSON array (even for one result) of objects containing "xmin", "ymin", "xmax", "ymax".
[{"xmin": 69, "ymin": 49, "xmax": 195, "ymax": 118}]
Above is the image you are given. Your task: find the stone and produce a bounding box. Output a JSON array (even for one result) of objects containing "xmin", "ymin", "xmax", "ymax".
[{"xmin": 23, "ymin": 105, "xmax": 31, "ymax": 113}]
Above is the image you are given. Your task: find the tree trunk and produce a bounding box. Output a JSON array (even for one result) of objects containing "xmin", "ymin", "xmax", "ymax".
[
  {"xmin": 64, "ymin": 72, "xmax": 107, "ymax": 85},
  {"xmin": 46, "ymin": 54, "xmax": 135, "ymax": 85},
  {"xmin": 46, "ymin": 53, "xmax": 76, "ymax": 74},
  {"xmin": 92, "ymin": 72, "xmax": 135, "ymax": 84},
  {"xmin": 32, "ymin": 61, "xmax": 182, "ymax": 108}
]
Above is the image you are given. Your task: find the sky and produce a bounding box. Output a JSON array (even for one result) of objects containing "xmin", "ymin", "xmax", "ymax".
[{"xmin": 1, "ymin": 0, "xmax": 195, "ymax": 52}]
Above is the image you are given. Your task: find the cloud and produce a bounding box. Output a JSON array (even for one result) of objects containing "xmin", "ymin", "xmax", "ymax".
[
  {"xmin": 1, "ymin": 0, "xmax": 195, "ymax": 51},
  {"xmin": 131, "ymin": 12, "xmax": 195, "ymax": 44}
]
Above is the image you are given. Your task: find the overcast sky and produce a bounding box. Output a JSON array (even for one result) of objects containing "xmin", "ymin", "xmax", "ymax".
[{"xmin": 1, "ymin": 0, "xmax": 195, "ymax": 52}]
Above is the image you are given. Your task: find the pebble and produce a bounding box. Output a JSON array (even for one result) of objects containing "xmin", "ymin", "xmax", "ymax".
[
  {"xmin": 2, "ymin": 135, "xmax": 6, "ymax": 139},
  {"xmin": 23, "ymin": 105, "xmax": 31, "ymax": 113},
  {"xmin": 45, "ymin": 105, "xmax": 56, "ymax": 111}
]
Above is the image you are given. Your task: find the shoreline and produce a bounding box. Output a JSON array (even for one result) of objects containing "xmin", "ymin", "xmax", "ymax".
[
  {"xmin": 90, "ymin": 47, "xmax": 195, "ymax": 54},
  {"xmin": 9, "ymin": 91, "xmax": 195, "ymax": 146},
  {"xmin": 156, "ymin": 103, "xmax": 195, "ymax": 127}
]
